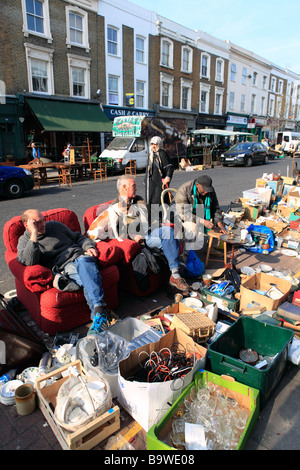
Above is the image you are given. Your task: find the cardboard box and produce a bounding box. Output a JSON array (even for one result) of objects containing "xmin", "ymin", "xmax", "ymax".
[
  {"xmin": 240, "ymin": 272, "xmax": 292, "ymax": 312},
  {"xmin": 262, "ymin": 218, "xmax": 288, "ymax": 233},
  {"xmin": 35, "ymin": 360, "xmax": 120, "ymax": 450},
  {"xmin": 239, "ymin": 198, "xmax": 267, "ymax": 221},
  {"xmin": 287, "ymin": 189, "xmax": 300, "ymax": 207},
  {"xmin": 256, "ymin": 178, "xmax": 267, "ymax": 188},
  {"xmin": 280, "ymin": 228, "xmax": 300, "ymax": 251},
  {"xmin": 118, "ymin": 328, "xmax": 207, "ymax": 432},
  {"xmin": 277, "ymin": 204, "xmax": 296, "ymax": 219},
  {"xmin": 147, "ymin": 370, "xmax": 260, "ymax": 451}
]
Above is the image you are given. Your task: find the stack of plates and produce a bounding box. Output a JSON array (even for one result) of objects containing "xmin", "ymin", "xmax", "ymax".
[{"xmin": 0, "ymin": 380, "xmax": 23, "ymax": 405}]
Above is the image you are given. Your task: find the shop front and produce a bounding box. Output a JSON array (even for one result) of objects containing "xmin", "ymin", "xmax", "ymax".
[
  {"xmin": 22, "ymin": 96, "xmax": 112, "ymax": 162},
  {"xmin": 0, "ymin": 96, "xmax": 25, "ymax": 164}
]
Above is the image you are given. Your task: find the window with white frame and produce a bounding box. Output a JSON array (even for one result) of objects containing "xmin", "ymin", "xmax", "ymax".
[
  {"xmin": 253, "ymin": 72, "xmax": 258, "ymax": 86},
  {"xmin": 201, "ymin": 53, "xmax": 210, "ymax": 79},
  {"xmin": 67, "ymin": 54, "xmax": 91, "ymax": 99},
  {"xmin": 181, "ymin": 46, "xmax": 193, "ymax": 73},
  {"xmin": 108, "ymin": 75, "xmax": 119, "ymax": 105},
  {"xmin": 180, "ymin": 78, "xmax": 192, "ymax": 111},
  {"xmin": 250, "ymin": 94, "xmax": 256, "ymax": 114},
  {"xmin": 242, "ymin": 67, "xmax": 247, "ymax": 85},
  {"xmin": 199, "ymin": 83, "xmax": 211, "ymax": 114},
  {"xmin": 269, "ymin": 96, "xmax": 275, "ymax": 116},
  {"xmin": 21, "ymin": 0, "xmax": 52, "ymax": 42},
  {"xmin": 214, "ymin": 88, "xmax": 224, "ymax": 115},
  {"xmin": 107, "ymin": 26, "xmax": 118, "ymax": 56},
  {"xmin": 160, "ymin": 38, "xmax": 173, "ymax": 68},
  {"xmin": 31, "ymin": 59, "xmax": 48, "ymax": 93},
  {"xmin": 136, "ymin": 36, "xmax": 145, "ymax": 63},
  {"xmin": 229, "ymin": 92, "xmax": 235, "ymax": 110},
  {"xmin": 66, "ymin": 6, "xmax": 89, "ymax": 50},
  {"xmin": 240, "ymin": 94, "xmax": 246, "ymax": 112},
  {"xmin": 215, "ymin": 58, "xmax": 224, "ymax": 82},
  {"xmin": 276, "ymin": 98, "xmax": 282, "ymax": 117},
  {"xmin": 262, "ymin": 75, "xmax": 267, "ymax": 89},
  {"xmin": 70, "ymin": 13, "xmax": 83, "ymax": 44},
  {"xmin": 261, "ymin": 96, "xmax": 265, "ymax": 115},
  {"xmin": 230, "ymin": 63, "xmax": 236, "ymax": 81},
  {"xmin": 24, "ymin": 43, "xmax": 54, "ymax": 94},
  {"xmin": 284, "ymin": 101, "xmax": 289, "ymax": 118},
  {"xmin": 136, "ymin": 80, "xmax": 145, "ymax": 108},
  {"xmin": 160, "ymin": 72, "xmax": 174, "ymax": 108},
  {"xmin": 278, "ymin": 80, "xmax": 283, "ymax": 94},
  {"xmin": 270, "ymin": 77, "xmax": 276, "ymax": 92}
]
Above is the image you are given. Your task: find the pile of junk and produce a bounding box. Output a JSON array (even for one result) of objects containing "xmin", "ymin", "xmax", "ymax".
[{"xmin": 1, "ymin": 171, "xmax": 300, "ymax": 451}]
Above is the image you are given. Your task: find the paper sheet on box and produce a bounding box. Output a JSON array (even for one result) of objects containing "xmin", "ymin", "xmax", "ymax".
[{"xmin": 185, "ymin": 422, "xmax": 207, "ymax": 450}]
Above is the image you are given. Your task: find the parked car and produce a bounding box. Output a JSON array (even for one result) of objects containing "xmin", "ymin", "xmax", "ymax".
[
  {"xmin": 220, "ymin": 142, "xmax": 269, "ymax": 167},
  {"xmin": 0, "ymin": 166, "xmax": 34, "ymax": 198}
]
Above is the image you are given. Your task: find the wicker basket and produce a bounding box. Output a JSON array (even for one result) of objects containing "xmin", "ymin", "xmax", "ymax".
[{"xmin": 171, "ymin": 311, "xmax": 215, "ymax": 343}]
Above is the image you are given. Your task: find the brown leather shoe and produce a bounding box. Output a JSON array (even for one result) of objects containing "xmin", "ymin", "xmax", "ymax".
[{"xmin": 169, "ymin": 275, "xmax": 189, "ymax": 291}]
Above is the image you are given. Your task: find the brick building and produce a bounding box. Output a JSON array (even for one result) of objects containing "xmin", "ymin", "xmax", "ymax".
[{"xmin": 0, "ymin": 0, "xmax": 111, "ymax": 162}]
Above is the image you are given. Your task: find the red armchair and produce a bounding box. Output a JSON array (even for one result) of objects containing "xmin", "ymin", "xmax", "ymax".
[
  {"xmin": 3, "ymin": 208, "xmax": 120, "ymax": 335},
  {"xmin": 83, "ymin": 203, "xmax": 169, "ymax": 297}
]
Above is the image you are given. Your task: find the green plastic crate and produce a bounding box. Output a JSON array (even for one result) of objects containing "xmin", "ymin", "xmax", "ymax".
[
  {"xmin": 146, "ymin": 369, "xmax": 260, "ymax": 451},
  {"xmin": 208, "ymin": 316, "xmax": 294, "ymax": 407}
]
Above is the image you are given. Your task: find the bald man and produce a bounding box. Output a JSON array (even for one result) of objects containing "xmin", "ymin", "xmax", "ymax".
[{"xmin": 17, "ymin": 209, "xmax": 108, "ymax": 335}]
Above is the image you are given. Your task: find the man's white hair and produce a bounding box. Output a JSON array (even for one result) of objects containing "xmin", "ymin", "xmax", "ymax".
[{"xmin": 116, "ymin": 174, "xmax": 135, "ymax": 192}]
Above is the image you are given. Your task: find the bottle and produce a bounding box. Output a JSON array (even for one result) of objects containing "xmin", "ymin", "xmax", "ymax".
[
  {"xmin": 38, "ymin": 352, "xmax": 52, "ymax": 376},
  {"xmin": 0, "ymin": 369, "xmax": 17, "ymax": 386}
]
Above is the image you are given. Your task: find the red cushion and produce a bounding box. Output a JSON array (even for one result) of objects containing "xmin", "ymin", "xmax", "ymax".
[
  {"xmin": 96, "ymin": 241, "xmax": 124, "ymax": 266},
  {"xmin": 83, "ymin": 203, "xmax": 141, "ymax": 263}
]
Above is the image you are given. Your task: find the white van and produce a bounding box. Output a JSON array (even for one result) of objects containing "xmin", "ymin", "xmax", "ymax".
[
  {"xmin": 99, "ymin": 116, "xmax": 187, "ymax": 172},
  {"xmin": 276, "ymin": 131, "xmax": 300, "ymax": 155}
]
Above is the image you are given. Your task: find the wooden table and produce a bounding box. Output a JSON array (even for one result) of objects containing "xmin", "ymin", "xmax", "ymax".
[{"xmin": 19, "ymin": 161, "xmax": 97, "ymax": 184}]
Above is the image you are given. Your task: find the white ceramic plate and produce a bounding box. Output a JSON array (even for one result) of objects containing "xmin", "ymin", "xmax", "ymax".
[
  {"xmin": 1, "ymin": 380, "xmax": 23, "ymax": 398},
  {"xmin": 1, "ymin": 380, "xmax": 23, "ymax": 405},
  {"xmin": 258, "ymin": 264, "xmax": 273, "ymax": 273},
  {"xmin": 240, "ymin": 266, "xmax": 255, "ymax": 276},
  {"xmin": 281, "ymin": 249, "xmax": 297, "ymax": 257},
  {"xmin": 270, "ymin": 271, "xmax": 284, "ymax": 278}
]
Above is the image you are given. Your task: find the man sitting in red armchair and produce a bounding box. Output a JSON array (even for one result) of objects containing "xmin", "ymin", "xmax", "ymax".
[{"xmin": 17, "ymin": 209, "xmax": 109, "ymax": 335}]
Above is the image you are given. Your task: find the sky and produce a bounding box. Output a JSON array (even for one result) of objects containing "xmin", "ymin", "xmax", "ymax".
[{"xmin": 130, "ymin": 0, "xmax": 300, "ymax": 75}]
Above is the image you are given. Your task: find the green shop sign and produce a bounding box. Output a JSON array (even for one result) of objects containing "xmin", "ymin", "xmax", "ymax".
[{"xmin": 112, "ymin": 116, "xmax": 145, "ymax": 137}]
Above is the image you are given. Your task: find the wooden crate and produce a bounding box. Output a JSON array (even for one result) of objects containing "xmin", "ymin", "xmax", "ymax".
[{"xmin": 35, "ymin": 360, "xmax": 120, "ymax": 450}]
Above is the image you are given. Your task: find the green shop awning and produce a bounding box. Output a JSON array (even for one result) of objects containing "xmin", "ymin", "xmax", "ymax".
[{"xmin": 26, "ymin": 98, "xmax": 112, "ymax": 133}]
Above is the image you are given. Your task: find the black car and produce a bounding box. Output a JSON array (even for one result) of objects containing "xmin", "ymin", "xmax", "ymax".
[{"xmin": 220, "ymin": 142, "xmax": 268, "ymax": 167}]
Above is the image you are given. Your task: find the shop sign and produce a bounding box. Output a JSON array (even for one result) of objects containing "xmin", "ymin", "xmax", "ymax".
[
  {"xmin": 103, "ymin": 105, "xmax": 155, "ymax": 121},
  {"xmin": 227, "ymin": 115, "xmax": 248, "ymax": 126}
]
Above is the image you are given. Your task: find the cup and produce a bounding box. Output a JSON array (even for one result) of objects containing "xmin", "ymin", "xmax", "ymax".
[
  {"xmin": 240, "ymin": 229, "xmax": 248, "ymax": 243},
  {"xmin": 174, "ymin": 293, "xmax": 183, "ymax": 303},
  {"xmin": 202, "ymin": 274, "xmax": 212, "ymax": 287}
]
